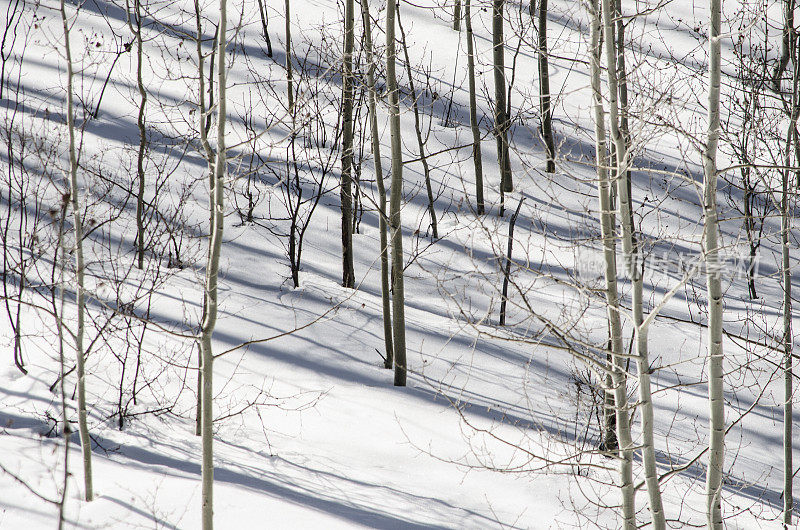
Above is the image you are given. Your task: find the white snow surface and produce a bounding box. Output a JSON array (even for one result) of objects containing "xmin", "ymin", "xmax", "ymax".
[{"xmin": 0, "ymin": 0, "xmax": 796, "ymax": 528}]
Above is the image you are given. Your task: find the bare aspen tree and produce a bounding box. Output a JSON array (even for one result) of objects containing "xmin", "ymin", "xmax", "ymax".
[
  {"xmin": 610, "ymin": 0, "xmax": 636, "ymax": 276},
  {"xmin": 590, "ymin": 0, "xmax": 618, "ymax": 455},
  {"xmin": 588, "ymin": 1, "xmax": 633, "ymax": 525},
  {"xmin": 499, "ymin": 198, "xmax": 523, "ymax": 325},
  {"xmin": 281, "ymin": 0, "xmax": 309, "ymax": 288},
  {"xmin": 1, "ymin": 17, "xmax": 35, "ymax": 376},
  {"xmin": 781, "ymin": 115, "xmax": 794, "ymax": 530},
  {"xmin": 492, "ymin": 0, "xmax": 512, "ymax": 196},
  {"xmin": 341, "ymin": 0, "xmax": 356, "ymax": 288},
  {"xmin": 59, "ymin": 0, "xmax": 93, "ymax": 502},
  {"xmin": 256, "ymin": 0, "xmax": 273, "ymax": 57},
  {"xmin": 128, "ymin": 0, "xmax": 147, "ymax": 269},
  {"xmin": 205, "ymin": 26, "xmax": 218, "ymax": 139},
  {"xmin": 397, "ymin": 6, "xmax": 438, "ymax": 239},
  {"xmin": 724, "ymin": 6, "xmax": 770, "ymax": 296},
  {"xmin": 531, "ymin": 0, "xmax": 555, "ymax": 173},
  {"xmin": 200, "ymin": 0, "xmax": 227, "ymax": 525},
  {"xmin": 285, "ymin": 0, "xmax": 294, "ymax": 111},
  {"xmin": 0, "ymin": 0, "xmax": 23, "ymax": 100},
  {"xmin": 780, "ymin": 27, "xmax": 798, "ymax": 527},
  {"xmin": 702, "ymin": 0, "xmax": 724, "ymax": 526},
  {"xmin": 774, "ymin": 0, "xmax": 796, "ymax": 89},
  {"xmin": 465, "ymin": 0, "xmax": 484, "ymax": 214},
  {"xmin": 453, "ymin": 0, "xmax": 461, "ymax": 31},
  {"xmin": 386, "ymin": 0, "xmax": 407, "ymax": 386},
  {"xmin": 194, "ymin": 0, "xmax": 215, "ymax": 437},
  {"xmin": 54, "ymin": 199, "xmax": 70, "ymax": 530},
  {"xmin": 360, "ymin": 0, "xmax": 393, "ymax": 367},
  {"xmin": 600, "ymin": 0, "xmax": 664, "ymax": 525},
  {"xmin": 612, "ymin": 0, "xmax": 631, "ymax": 208}
]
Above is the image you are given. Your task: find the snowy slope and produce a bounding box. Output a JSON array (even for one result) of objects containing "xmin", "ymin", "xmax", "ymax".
[{"xmin": 0, "ymin": 0, "xmax": 797, "ymax": 528}]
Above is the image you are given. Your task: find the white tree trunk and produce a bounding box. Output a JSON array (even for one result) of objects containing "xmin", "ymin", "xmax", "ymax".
[
  {"xmin": 386, "ymin": 0, "xmax": 407, "ymax": 386},
  {"xmin": 55, "ymin": 203, "xmax": 71, "ymax": 530},
  {"xmin": 781, "ymin": 46, "xmax": 797, "ymax": 525},
  {"xmin": 59, "ymin": 0, "xmax": 93, "ymax": 502},
  {"xmin": 200, "ymin": 0, "xmax": 227, "ymax": 526},
  {"xmin": 782, "ymin": 125, "xmax": 794, "ymax": 530},
  {"xmin": 702, "ymin": 0, "xmax": 724, "ymax": 527},
  {"xmin": 599, "ymin": 0, "xmax": 665, "ymax": 526},
  {"xmin": 360, "ymin": 0, "xmax": 394, "ymax": 367},
  {"xmin": 588, "ymin": 1, "xmax": 633, "ymax": 525},
  {"xmin": 194, "ymin": 0, "xmax": 215, "ymax": 437}
]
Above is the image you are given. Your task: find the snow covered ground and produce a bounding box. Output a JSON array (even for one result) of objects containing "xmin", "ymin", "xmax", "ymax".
[{"xmin": 0, "ymin": 0, "xmax": 797, "ymax": 527}]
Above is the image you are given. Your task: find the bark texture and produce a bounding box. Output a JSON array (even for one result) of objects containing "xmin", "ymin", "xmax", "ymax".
[
  {"xmin": 492, "ymin": 0, "xmax": 512, "ymax": 194},
  {"xmin": 361, "ymin": 0, "xmax": 394, "ymax": 367},
  {"xmin": 533, "ymin": 0, "xmax": 555, "ymax": 172},
  {"xmin": 200, "ymin": 0, "xmax": 228, "ymax": 525},
  {"xmin": 600, "ymin": 0, "xmax": 665, "ymax": 524},
  {"xmin": 60, "ymin": 0, "xmax": 93, "ymax": 502},
  {"xmin": 588, "ymin": 2, "xmax": 633, "ymax": 525},
  {"xmin": 131, "ymin": 0, "xmax": 147, "ymax": 270},
  {"xmin": 702, "ymin": 0, "xmax": 724, "ymax": 526},
  {"xmin": 340, "ymin": 0, "xmax": 356, "ymax": 288},
  {"xmin": 386, "ymin": 0, "xmax": 407, "ymax": 386},
  {"xmin": 781, "ymin": 9, "xmax": 798, "ymax": 526},
  {"xmin": 465, "ymin": 0, "xmax": 484, "ymax": 214}
]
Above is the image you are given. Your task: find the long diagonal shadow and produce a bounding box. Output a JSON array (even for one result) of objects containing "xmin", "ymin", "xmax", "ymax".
[{"xmin": 92, "ymin": 433, "xmax": 518, "ymax": 529}]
